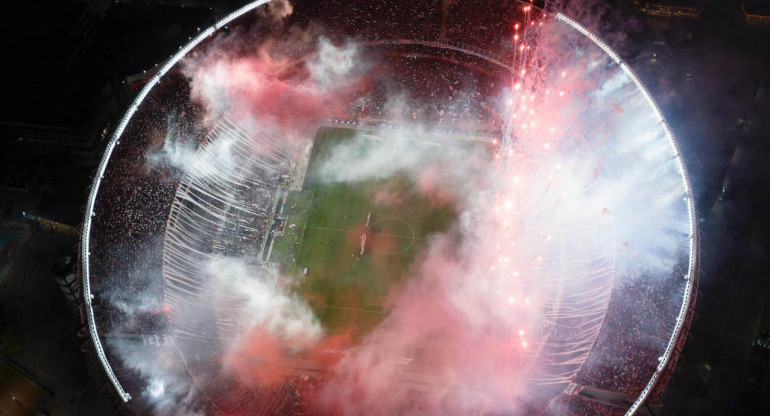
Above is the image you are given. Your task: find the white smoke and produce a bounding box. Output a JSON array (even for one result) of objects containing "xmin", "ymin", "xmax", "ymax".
[
  {"xmin": 207, "ymin": 257, "xmax": 322, "ymax": 348},
  {"xmin": 317, "ymin": 133, "xmax": 435, "ymax": 183},
  {"xmin": 308, "ymin": 37, "xmax": 364, "ymax": 91},
  {"xmin": 109, "ymin": 339, "xmax": 204, "ymax": 416},
  {"xmin": 259, "ymin": 0, "xmax": 293, "ymax": 21},
  {"xmin": 149, "ymin": 122, "xmax": 237, "ymax": 181}
]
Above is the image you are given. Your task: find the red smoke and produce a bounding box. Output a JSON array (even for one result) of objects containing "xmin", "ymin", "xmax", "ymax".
[
  {"xmin": 312, "ymin": 236, "xmax": 532, "ymax": 415},
  {"xmin": 184, "ymin": 35, "xmax": 368, "ymax": 150}
]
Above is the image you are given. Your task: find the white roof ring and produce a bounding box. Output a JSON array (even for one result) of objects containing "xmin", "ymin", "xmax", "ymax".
[{"xmin": 80, "ymin": 3, "xmax": 698, "ymax": 412}]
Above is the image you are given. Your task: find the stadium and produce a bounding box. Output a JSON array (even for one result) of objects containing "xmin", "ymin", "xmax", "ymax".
[{"xmin": 79, "ymin": 1, "xmax": 699, "ymax": 415}]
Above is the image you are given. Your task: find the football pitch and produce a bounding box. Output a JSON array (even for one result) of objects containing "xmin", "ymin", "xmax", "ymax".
[{"xmin": 271, "ymin": 127, "xmax": 463, "ymax": 338}]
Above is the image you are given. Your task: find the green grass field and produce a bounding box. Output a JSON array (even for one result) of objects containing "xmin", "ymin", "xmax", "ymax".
[{"xmin": 271, "ymin": 127, "xmax": 459, "ymax": 337}]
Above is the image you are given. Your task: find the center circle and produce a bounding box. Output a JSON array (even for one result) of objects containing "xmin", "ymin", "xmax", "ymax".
[{"xmin": 367, "ymin": 217, "xmax": 416, "ymax": 255}]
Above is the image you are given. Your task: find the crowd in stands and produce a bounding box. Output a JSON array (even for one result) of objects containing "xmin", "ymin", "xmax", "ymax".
[
  {"xmin": 290, "ymin": 0, "xmax": 442, "ymax": 44},
  {"xmin": 215, "ymin": 185, "xmax": 284, "ymax": 260},
  {"xmin": 87, "ymin": 73, "xmax": 203, "ymax": 335},
  {"xmin": 289, "ymin": 0, "xmax": 527, "ymax": 135},
  {"xmin": 345, "ymin": 54, "xmax": 503, "ymax": 133},
  {"xmin": 441, "ymin": 0, "xmax": 528, "ymax": 60},
  {"xmin": 576, "ymin": 256, "xmax": 689, "ymax": 397},
  {"xmin": 290, "ymin": 0, "xmax": 531, "ymax": 62},
  {"xmin": 548, "ymin": 393, "xmax": 627, "ymax": 416}
]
